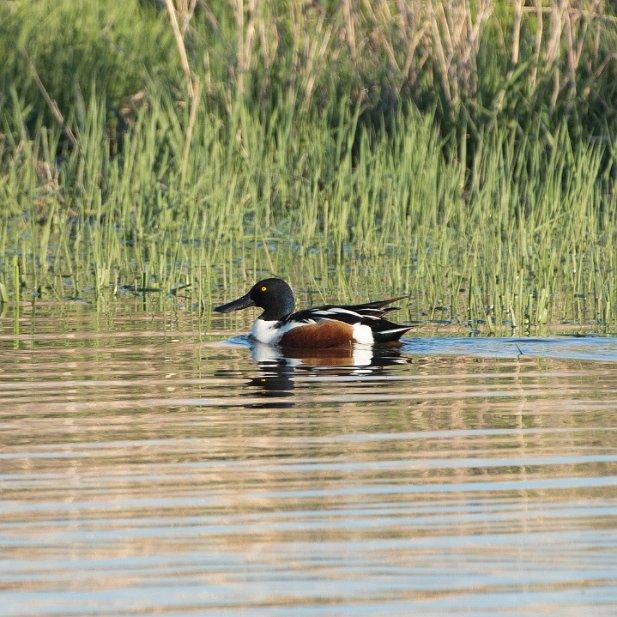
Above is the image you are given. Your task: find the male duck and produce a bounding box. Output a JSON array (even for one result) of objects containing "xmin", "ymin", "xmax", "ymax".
[{"xmin": 214, "ymin": 278, "xmax": 411, "ymax": 348}]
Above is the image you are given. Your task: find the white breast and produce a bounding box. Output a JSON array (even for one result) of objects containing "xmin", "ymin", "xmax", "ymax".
[{"xmin": 250, "ymin": 319, "xmax": 308, "ymax": 344}]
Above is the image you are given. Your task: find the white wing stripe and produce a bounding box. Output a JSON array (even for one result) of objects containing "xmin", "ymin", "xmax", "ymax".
[{"xmin": 311, "ymin": 308, "xmax": 364, "ymax": 318}]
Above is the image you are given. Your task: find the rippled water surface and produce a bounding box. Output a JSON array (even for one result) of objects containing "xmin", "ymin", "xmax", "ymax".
[{"xmin": 2, "ymin": 304, "xmax": 617, "ymax": 616}]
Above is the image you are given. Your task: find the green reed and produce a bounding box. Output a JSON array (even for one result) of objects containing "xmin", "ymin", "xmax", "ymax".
[
  {"xmin": 1, "ymin": 86, "xmax": 615, "ymax": 332},
  {"xmin": 0, "ymin": 0, "xmax": 616, "ymax": 333}
]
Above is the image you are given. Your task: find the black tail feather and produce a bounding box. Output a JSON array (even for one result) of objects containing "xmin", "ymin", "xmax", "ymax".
[{"xmin": 372, "ymin": 318, "xmax": 413, "ymax": 343}]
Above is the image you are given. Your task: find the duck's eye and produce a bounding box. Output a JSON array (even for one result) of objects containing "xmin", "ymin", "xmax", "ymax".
[{"xmin": 261, "ymin": 285, "xmax": 267, "ymax": 292}]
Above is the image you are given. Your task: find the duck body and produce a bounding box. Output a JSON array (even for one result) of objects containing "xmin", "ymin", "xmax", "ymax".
[{"xmin": 215, "ymin": 278, "xmax": 411, "ymax": 348}]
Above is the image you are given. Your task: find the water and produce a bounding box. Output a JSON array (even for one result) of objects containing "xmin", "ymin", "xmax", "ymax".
[{"xmin": 2, "ymin": 304, "xmax": 617, "ymax": 616}]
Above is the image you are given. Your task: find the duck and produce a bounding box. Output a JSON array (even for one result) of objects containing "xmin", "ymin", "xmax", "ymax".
[{"xmin": 214, "ymin": 278, "xmax": 411, "ymax": 348}]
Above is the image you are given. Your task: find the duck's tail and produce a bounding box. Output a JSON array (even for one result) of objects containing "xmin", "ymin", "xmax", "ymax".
[{"xmin": 372, "ymin": 320, "xmax": 413, "ymax": 343}]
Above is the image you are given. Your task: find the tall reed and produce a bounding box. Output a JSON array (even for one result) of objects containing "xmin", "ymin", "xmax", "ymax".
[{"xmin": 0, "ymin": 0, "xmax": 615, "ymax": 332}]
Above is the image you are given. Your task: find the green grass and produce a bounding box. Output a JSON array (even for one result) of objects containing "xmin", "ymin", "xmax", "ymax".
[{"xmin": 0, "ymin": 0, "xmax": 616, "ymax": 334}]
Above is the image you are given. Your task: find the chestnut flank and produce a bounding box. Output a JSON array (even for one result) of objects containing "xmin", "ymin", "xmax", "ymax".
[{"xmin": 280, "ymin": 320, "xmax": 356, "ymax": 348}]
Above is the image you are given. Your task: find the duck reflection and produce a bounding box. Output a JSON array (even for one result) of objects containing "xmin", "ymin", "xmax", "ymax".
[{"xmin": 245, "ymin": 342, "xmax": 406, "ymax": 408}]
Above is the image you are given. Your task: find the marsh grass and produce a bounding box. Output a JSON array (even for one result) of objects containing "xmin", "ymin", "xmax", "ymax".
[
  {"xmin": 0, "ymin": 0, "xmax": 616, "ymax": 334},
  {"xmin": 2, "ymin": 93, "xmax": 614, "ymax": 333}
]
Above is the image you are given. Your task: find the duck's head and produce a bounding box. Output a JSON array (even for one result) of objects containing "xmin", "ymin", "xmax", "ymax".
[{"xmin": 214, "ymin": 278, "xmax": 295, "ymax": 321}]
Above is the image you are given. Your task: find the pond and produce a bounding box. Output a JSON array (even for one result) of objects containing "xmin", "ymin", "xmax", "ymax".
[{"xmin": 2, "ymin": 303, "xmax": 617, "ymax": 616}]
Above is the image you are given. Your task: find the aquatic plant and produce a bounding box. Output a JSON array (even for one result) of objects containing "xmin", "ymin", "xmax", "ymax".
[{"xmin": 0, "ymin": 0, "xmax": 615, "ymax": 333}]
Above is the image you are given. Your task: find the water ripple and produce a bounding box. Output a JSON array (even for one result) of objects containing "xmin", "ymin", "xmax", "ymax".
[{"xmin": 1, "ymin": 308, "xmax": 617, "ymax": 616}]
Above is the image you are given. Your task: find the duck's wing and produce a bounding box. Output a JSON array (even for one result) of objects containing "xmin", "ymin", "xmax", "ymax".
[
  {"xmin": 305, "ymin": 295, "xmax": 409, "ymax": 319},
  {"xmin": 285, "ymin": 302, "xmax": 414, "ymax": 343},
  {"xmin": 342, "ymin": 295, "xmax": 409, "ymax": 313},
  {"xmin": 286, "ymin": 306, "xmax": 369, "ymax": 325}
]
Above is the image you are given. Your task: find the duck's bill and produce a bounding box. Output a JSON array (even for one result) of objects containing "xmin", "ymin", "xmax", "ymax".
[{"xmin": 214, "ymin": 293, "xmax": 255, "ymax": 313}]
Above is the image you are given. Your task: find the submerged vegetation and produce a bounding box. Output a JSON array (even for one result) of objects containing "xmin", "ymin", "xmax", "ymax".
[{"xmin": 0, "ymin": 0, "xmax": 616, "ymax": 332}]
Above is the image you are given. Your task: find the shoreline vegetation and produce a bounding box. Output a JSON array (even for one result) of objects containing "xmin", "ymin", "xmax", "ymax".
[{"xmin": 0, "ymin": 0, "xmax": 616, "ymax": 333}]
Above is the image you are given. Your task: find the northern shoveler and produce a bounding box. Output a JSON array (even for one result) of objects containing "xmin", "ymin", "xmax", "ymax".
[{"xmin": 214, "ymin": 278, "xmax": 411, "ymax": 348}]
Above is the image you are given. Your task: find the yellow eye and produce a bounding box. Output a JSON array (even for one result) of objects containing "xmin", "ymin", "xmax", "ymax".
[{"xmin": 261, "ymin": 286, "xmax": 267, "ymax": 292}]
